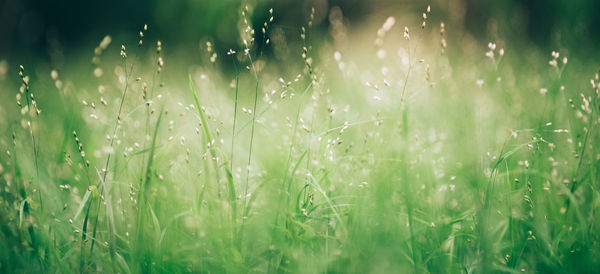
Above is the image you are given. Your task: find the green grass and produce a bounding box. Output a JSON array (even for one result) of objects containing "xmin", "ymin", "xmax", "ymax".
[{"xmin": 1, "ymin": 5, "xmax": 600, "ymax": 273}]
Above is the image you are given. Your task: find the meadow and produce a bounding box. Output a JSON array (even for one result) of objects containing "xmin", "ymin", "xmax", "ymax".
[{"xmin": 0, "ymin": 3, "xmax": 599, "ymax": 273}]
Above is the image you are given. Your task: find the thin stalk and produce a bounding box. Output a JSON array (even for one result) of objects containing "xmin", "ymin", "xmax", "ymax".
[
  {"xmin": 188, "ymin": 75, "xmax": 236, "ymax": 221},
  {"xmin": 90, "ymin": 53, "xmax": 134, "ymax": 255},
  {"xmin": 245, "ymin": 54, "xmax": 260, "ymax": 207},
  {"xmin": 230, "ymin": 56, "xmax": 240, "ymax": 172},
  {"xmin": 20, "ymin": 72, "xmax": 42, "ymax": 210},
  {"xmin": 136, "ymin": 104, "xmax": 164, "ymax": 272},
  {"xmin": 400, "ymin": 106, "xmax": 418, "ymax": 273},
  {"xmin": 141, "ymin": 50, "xmax": 161, "ymax": 177}
]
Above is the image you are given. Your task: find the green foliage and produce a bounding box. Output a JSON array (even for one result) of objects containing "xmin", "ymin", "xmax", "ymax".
[{"xmin": 0, "ymin": 4, "xmax": 599, "ymax": 274}]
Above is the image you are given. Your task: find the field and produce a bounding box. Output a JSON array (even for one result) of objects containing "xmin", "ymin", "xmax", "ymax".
[{"xmin": 1, "ymin": 2, "xmax": 599, "ymax": 273}]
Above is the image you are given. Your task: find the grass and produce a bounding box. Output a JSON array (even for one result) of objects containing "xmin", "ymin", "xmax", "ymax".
[{"xmin": 1, "ymin": 4, "xmax": 600, "ymax": 273}]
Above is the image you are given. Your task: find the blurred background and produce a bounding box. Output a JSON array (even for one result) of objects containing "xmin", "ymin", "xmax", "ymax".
[
  {"xmin": 1, "ymin": 0, "xmax": 599, "ymax": 69},
  {"xmin": 1, "ymin": 1, "xmax": 600, "ymax": 272}
]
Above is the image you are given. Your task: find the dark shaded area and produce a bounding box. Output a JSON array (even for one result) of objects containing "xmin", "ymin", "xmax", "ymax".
[
  {"xmin": 0, "ymin": 0, "xmax": 364, "ymax": 59},
  {"xmin": 1, "ymin": 0, "xmax": 598, "ymax": 62},
  {"xmin": 463, "ymin": 0, "xmax": 600, "ymax": 54}
]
